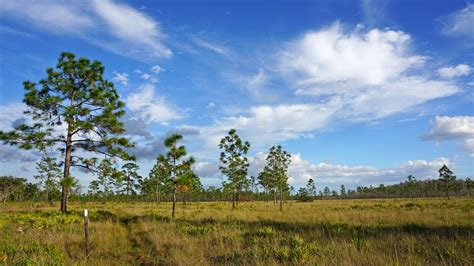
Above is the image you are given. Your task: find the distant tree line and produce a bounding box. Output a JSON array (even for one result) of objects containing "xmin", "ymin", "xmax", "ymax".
[
  {"xmin": 2, "ymin": 164, "xmax": 472, "ymax": 206},
  {"xmin": 294, "ymin": 166, "xmax": 473, "ymax": 201}
]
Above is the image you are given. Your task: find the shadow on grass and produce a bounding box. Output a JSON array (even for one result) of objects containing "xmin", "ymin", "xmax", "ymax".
[{"xmin": 116, "ymin": 213, "xmax": 473, "ymax": 240}]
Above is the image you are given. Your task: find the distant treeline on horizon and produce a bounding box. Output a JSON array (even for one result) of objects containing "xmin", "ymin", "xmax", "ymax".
[{"xmin": 2, "ymin": 174, "xmax": 472, "ymax": 203}]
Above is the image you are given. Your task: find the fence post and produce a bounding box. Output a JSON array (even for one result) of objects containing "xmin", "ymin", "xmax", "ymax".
[{"xmin": 84, "ymin": 209, "xmax": 90, "ymax": 257}]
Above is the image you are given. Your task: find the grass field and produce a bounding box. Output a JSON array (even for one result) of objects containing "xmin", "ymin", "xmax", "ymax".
[{"xmin": 1, "ymin": 198, "xmax": 473, "ymax": 265}]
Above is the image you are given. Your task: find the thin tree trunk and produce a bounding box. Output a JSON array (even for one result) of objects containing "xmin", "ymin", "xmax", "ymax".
[
  {"xmin": 126, "ymin": 177, "xmax": 130, "ymax": 202},
  {"xmin": 236, "ymin": 189, "xmax": 239, "ymax": 206},
  {"xmin": 45, "ymin": 187, "xmax": 49, "ymax": 204},
  {"xmin": 279, "ymin": 191, "xmax": 283, "ymax": 211},
  {"xmin": 232, "ymin": 190, "xmax": 236, "ymax": 209},
  {"xmin": 172, "ymin": 187, "xmax": 176, "ymax": 220},
  {"xmin": 61, "ymin": 132, "xmax": 72, "ymax": 213},
  {"xmin": 172, "ymin": 156, "xmax": 177, "ymax": 221},
  {"xmin": 446, "ymin": 182, "xmax": 449, "ymax": 199}
]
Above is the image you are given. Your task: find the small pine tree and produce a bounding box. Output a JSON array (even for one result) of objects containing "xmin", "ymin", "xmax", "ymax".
[
  {"xmin": 121, "ymin": 162, "xmax": 142, "ymax": 201},
  {"xmin": 34, "ymin": 157, "xmax": 62, "ymax": 204},
  {"xmin": 219, "ymin": 129, "xmax": 250, "ymax": 209},
  {"xmin": 261, "ymin": 145, "xmax": 291, "ymax": 211},
  {"xmin": 164, "ymin": 133, "xmax": 195, "ymax": 220},
  {"xmin": 439, "ymin": 165, "xmax": 456, "ymax": 199}
]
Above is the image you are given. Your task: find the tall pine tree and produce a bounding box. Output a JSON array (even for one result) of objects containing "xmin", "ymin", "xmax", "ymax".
[
  {"xmin": 0, "ymin": 52, "xmax": 134, "ymax": 212},
  {"xmin": 261, "ymin": 145, "xmax": 291, "ymax": 211},
  {"xmin": 219, "ymin": 129, "xmax": 250, "ymax": 209}
]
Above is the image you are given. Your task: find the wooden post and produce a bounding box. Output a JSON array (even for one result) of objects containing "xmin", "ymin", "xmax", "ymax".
[{"xmin": 84, "ymin": 209, "xmax": 90, "ymax": 257}]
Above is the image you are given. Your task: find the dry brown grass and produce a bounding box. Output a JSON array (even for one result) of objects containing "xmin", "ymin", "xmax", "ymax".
[{"xmin": 1, "ymin": 198, "xmax": 473, "ymax": 265}]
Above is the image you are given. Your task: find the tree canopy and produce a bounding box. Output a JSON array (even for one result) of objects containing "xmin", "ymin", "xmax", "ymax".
[{"xmin": 0, "ymin": 52, "xmax": 134, "ymax": 212}]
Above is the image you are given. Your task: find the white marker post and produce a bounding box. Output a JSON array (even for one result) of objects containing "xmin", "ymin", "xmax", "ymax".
[{"xmin": 84, "ymin": 209, "xmax": 90, "ymax": 257}]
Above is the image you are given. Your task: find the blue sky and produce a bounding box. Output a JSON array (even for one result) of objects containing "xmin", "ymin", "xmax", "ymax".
[{"xmin": 0, "ymin": 0, "xmax": 473, "ymax": 191}]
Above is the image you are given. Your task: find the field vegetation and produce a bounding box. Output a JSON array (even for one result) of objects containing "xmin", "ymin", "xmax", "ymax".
[{"xmin": 1, "ymin": 198, "xmax": 473, "ymax": 265}]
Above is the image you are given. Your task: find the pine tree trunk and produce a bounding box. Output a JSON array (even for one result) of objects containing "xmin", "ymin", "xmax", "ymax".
[
  {"xmin": 279, "ymin": 191, "xmax": 283, "ymax": 211},
  {"xmin": 126, "ymin": 178, "xmax": 130, "ymax": 202},
  {"xmin": 172, "ymin": 187, "xmax": 176, "ymax": 220},
  {"xmin": 172, "ymin": 157, "xmax": 177, "ymax": 221},
  {"xmin": 446, "ymin": 182, "xmax": 449, "ymax": 199},
  {"xmin": 61, "ymin": 132, "xmax": 72, "ymax": 213},
  {"xmin": 232, "ymin": 190, "xmax": 236, "ymax": 209},
  {"xmin": 236, "ymin": 190, "xmax": 239, "ymax": 206},
  {"xmin": 45, "ymin": 187, "xmax": 49, "ymax": 204}
]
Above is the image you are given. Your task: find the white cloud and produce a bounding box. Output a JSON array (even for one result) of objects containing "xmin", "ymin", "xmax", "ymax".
[
  {"xmin": 112, "ymin": 71, "xmax": 129, "ymax": 86},
  {"xmin": 140, "ymin": 73, "xmax": 158, "ymax": 83},
  {"xmin": 189, "ymin": 99, "xmax": 341, "ymax": 151},
  {"xmin": 276, "ymin": 23, "xmax": 459, "ymax": 123},
  {"xmin": 345, "ymin": 77, "xmax": 458, "ymax": 121},
  {"xmin": 193, "ymin": 161, "xmax": 220, "ymax": 178},
  {"xmin": 193, "ymin": 151, "xmax": 451, "ymax": 189},
  {"xmin": 141, "ymin": 73, "xmax": 152, "ymax": 80},
  {"xmin": 125, "ymin": 84, "xmax": 182, "ymax": 124},
  {"xmin": 207, "ymin": 102, "xmax": 216, "ymax": 109},
  {"xmin": 279, "ymin": 23, "xmax": 425, "ymax": 93},
  {"xmin": 0, "ymin": 1, "xmax": 94, "ymax": 34},
  {"xmin": 0, "ymin": 0, "xmax": 171, "ymax": 60},
  {"xmin": 191, "ymin": 35, "xmax": 233, "ymax": 58},
  {"xmin": 244, "ymin": 68, "xmax": 275, "ymax": 101},
  {"xmin": 247, "ymin": 68, "xmax": 268, "ymax": 90},
  {"xmin": 0, "ymin": 145, "xmax": 40, "ymax": 163},
  {"xmin": 423, "ymin": 116, "xmax": 474, "ymax": 140},
  {"xmin": 438, "ymin": 64, "xmax": 471, "ymax": 78},
  {"xmin": 441, "ymin": 4, "xmax": 474, "ymax": 39},
  {"xmin": 423, "ymin": 116, "xmax": 474, "ymax": 157},
  {"xmin": 188, "ymin": 23, "xmax": 460, "ymax": 153},
  {"xmin": 0, "ymin": 103, "xmax": 27, "ymax": 131},
  {"xmin": 286, "ymin": 154, "xmax": 450, "ymax": 188},
  {"xmin": 151, "ymin": 65, "xmax": 163, "ymax": 73}
]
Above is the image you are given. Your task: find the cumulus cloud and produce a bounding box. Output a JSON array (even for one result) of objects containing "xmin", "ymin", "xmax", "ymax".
[
  {"xmin": 128, "ymin": 137, "xmax": 166, "ymax": 160},
  {"xmin": 0, "ymin": 105, "xmax": 51, "ymax": 162},
  {"xmin": 345, "ymin": 77, "xmax": 458, "ymax": 121},
  {"xmin": 183, "ymin": 23, "xmax": 460, "ymax": 154},
  {"xmin": 151, "ymin": 65, "xmax": 163, "ymax": 73},
  {"xmin": 274, "ymin": 22, "xmax": 459, "ymax": 124},
  {"xmin": 112, "ymin": 71, "xmax": 129, "ymax": 86},
  {"xmin": 193, "ymin": 161, "xmax": 220, "ymax": 178},
  {"xmin": 166, "ymin": 127, "xmax": 201, "ymax": 137},
  {"xmin": 0, "ymin": 103, "xmax": 27, "ymax": 131},
  {"xmin": 440, "ymin": 4, "xmax": 474, "ymax": 39},
  {"xmin": 438, "ymin": 64, "xmax": 471, "ymax": 78},
  {"xmin": 125, "ymin": 84, "xmax": 182, "ymax": 124},
  {"xmin": 140, "ymin": 73, "xmax": 158, "ymax": 83},
  {"xmin": 193, "ymin": 152, "xmax": 451, "ymax": 189},
  {"xmin": 423, "ymin": 116, "xmax": 474, "ymax": 157},
  {"xmin": 187, "ymin": 99, "xmax": 341, "ymax": 151},
  {"xmin": 423, "ymin": 116, "xmax": 474, "ymax": 141},
  {"xmin": 0, "ymin": 145, "xmax": 41, "ymax": 163},
  {"xmin": 0, "ymin": 0, "xmax": 172, "ymax": 60},
  {"xmin": 121, "ymin": 116, "xmax": 152, "ymax": 139},
  {"xmin": 287, "ymin": 154, "xmax": 450, "ymax": 187},
  {"xmin": 279, "ymin": 23, "xmax": 425, "ymax": 93}
]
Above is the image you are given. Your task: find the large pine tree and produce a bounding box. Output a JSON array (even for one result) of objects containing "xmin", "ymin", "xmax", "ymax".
[{"xmin": 0, "ymin": 52, "xmax": 134, "ymax": 213}]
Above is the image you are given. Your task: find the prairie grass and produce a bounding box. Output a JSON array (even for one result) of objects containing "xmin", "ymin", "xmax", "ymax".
[{"xmin": 1, "ymin": 198, "xmax": 473, "ymax": 265}]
